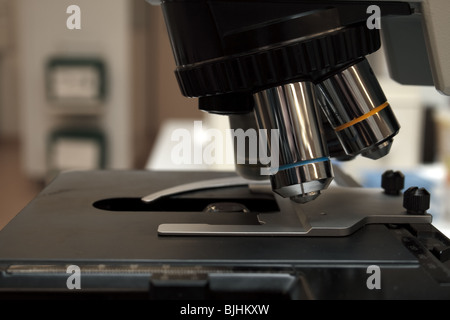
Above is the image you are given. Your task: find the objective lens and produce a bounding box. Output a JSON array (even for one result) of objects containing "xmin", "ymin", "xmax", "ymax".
[
  {"xmin": 316, "ymin": 58, "xmax": 400, "ymax": 160},
  {"xmin": 253, "ymin": 81, "xmax": 333, "ymax": 203},
  {"xmin": 228, "ymin": 113, "xmax": 270, "ymax": 181}
]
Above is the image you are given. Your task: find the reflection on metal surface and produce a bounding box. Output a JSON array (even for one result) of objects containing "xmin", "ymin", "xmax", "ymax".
[
  {"xmin": 253, "ymin": 82, "xmax": 333, "ymax": 202},
  {"xmin": 316, "ymin": 58, "xmax": 400, "ymax": 159},
  {"xmin": 142, "ymin": 176, "xmax": 253, "ymax": 203}
]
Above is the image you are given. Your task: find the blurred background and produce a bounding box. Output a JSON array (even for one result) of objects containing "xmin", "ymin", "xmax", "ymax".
[
  {"xmin": 0, "ymin": 0, "xmax": 450, "ymax": 236},
  {"xmin": 0, "ymin": 0, "xmax": 201, "ymax": 229}
]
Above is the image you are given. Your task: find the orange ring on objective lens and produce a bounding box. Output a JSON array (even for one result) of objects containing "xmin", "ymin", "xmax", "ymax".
[{"xmin": 335, "ymin": 101, "xmax": 390, "ymax": 132}]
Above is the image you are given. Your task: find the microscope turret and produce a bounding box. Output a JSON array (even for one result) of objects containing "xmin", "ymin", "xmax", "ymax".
[{"xmin": 147, "ymin": 1, "xmax": 414, "ymax": 202}]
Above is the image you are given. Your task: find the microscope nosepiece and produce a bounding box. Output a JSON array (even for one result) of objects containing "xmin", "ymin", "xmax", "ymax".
[{"xmin": 155, "ymin": 1, "xmax": 410, "ymax": 202}]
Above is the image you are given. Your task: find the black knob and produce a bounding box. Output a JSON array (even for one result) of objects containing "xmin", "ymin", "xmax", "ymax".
[
  {"xmin": 381, "ymin": 170, "xmax": 404, "ymax": 195},
  {"xmin": 403, "ymin": 187, "xmax": 430, "ymax": 215}
]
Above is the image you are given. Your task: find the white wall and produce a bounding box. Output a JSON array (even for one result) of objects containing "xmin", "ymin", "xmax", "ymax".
[{"xmin": 17, "ymin": 0, "xmax": 132, "ymax": 179}]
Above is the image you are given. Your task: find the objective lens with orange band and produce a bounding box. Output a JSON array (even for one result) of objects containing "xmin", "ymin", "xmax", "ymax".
[
  {"xmin": 335, "ymin": 101, "xmax": 390, "ymax": 132},
  {"xmin": 316, "ymin": 59, "xmax": 400, "ymax": 160}
]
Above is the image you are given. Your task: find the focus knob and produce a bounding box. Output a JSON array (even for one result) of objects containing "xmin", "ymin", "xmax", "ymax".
[
  {"xmin": 381, "ymin": 170, "xmax": 404, "ymax": 195},
  {"xmin": 403, "ymin": 187, "xmax": 430, "ymax": 215}
]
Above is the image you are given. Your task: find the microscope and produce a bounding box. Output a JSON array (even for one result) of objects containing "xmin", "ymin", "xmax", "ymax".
[{"xmin": 0, "ymin": 0, "xmax": 449, "ymax": 300}]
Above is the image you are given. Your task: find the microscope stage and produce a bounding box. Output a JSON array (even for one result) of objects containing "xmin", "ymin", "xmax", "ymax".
[{"xmin": 0, "ymin": 170, "xmax": 449, "ymax": 299}]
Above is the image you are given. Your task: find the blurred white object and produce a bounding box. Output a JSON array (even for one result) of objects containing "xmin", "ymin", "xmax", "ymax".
[{"xmin": 146, "ymin": 114, "xmax": 235, "ymax": 172}]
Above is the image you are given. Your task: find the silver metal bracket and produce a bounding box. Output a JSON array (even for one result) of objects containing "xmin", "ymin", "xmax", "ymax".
[{"xmin": 142, "ymin": 177, "xmax": 431, "ymax": 237}]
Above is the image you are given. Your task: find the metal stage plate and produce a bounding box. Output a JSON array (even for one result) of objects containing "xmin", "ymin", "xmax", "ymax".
[{"xmin": 0, "ymin": 170, "xmax": 449, "ymax": 299}]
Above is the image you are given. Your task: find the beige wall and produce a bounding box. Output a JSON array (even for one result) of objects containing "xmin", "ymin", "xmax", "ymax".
[
  {"xmin": 132, "ymin": 2, "xmax": 201, "ymax": 167},
  {"xmin": 0, "ymin": 0, "xmax": 19, "ymax": 139},
  {"xmin": 3, "ymin": 0, "xmax": 200, "ymax": 177}
]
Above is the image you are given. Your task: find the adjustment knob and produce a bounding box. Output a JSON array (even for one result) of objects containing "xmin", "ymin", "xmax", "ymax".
[
  {"xmin": 381, "ymin": 170, "xmax": 404, "ymax": 195},
  {"xmin": 403, "ymin": 187, "xmax": 430, "ymax": 215}
]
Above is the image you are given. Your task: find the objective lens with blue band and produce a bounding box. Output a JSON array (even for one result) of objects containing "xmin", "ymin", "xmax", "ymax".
[
  {"xmin": 253, "ymin": 82, "xmax": 334, "ymax": 202},
  {"xmin": 276, "ymin": 157, "xmax": 330, "ymax": 172}
]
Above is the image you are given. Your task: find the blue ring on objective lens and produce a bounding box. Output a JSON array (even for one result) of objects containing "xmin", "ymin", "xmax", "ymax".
[{"xmin": 276, "ymin": 157, "xmax": 330, "ymax": 172}]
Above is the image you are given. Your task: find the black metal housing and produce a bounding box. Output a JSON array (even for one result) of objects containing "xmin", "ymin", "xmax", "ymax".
[
  {"xmin": 159, "ymin": 0, "xmax": 412, "ymax": 113},
  {"xmin": 0, "ymin": 171, "xmax": 449, "ymax": 299}
]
